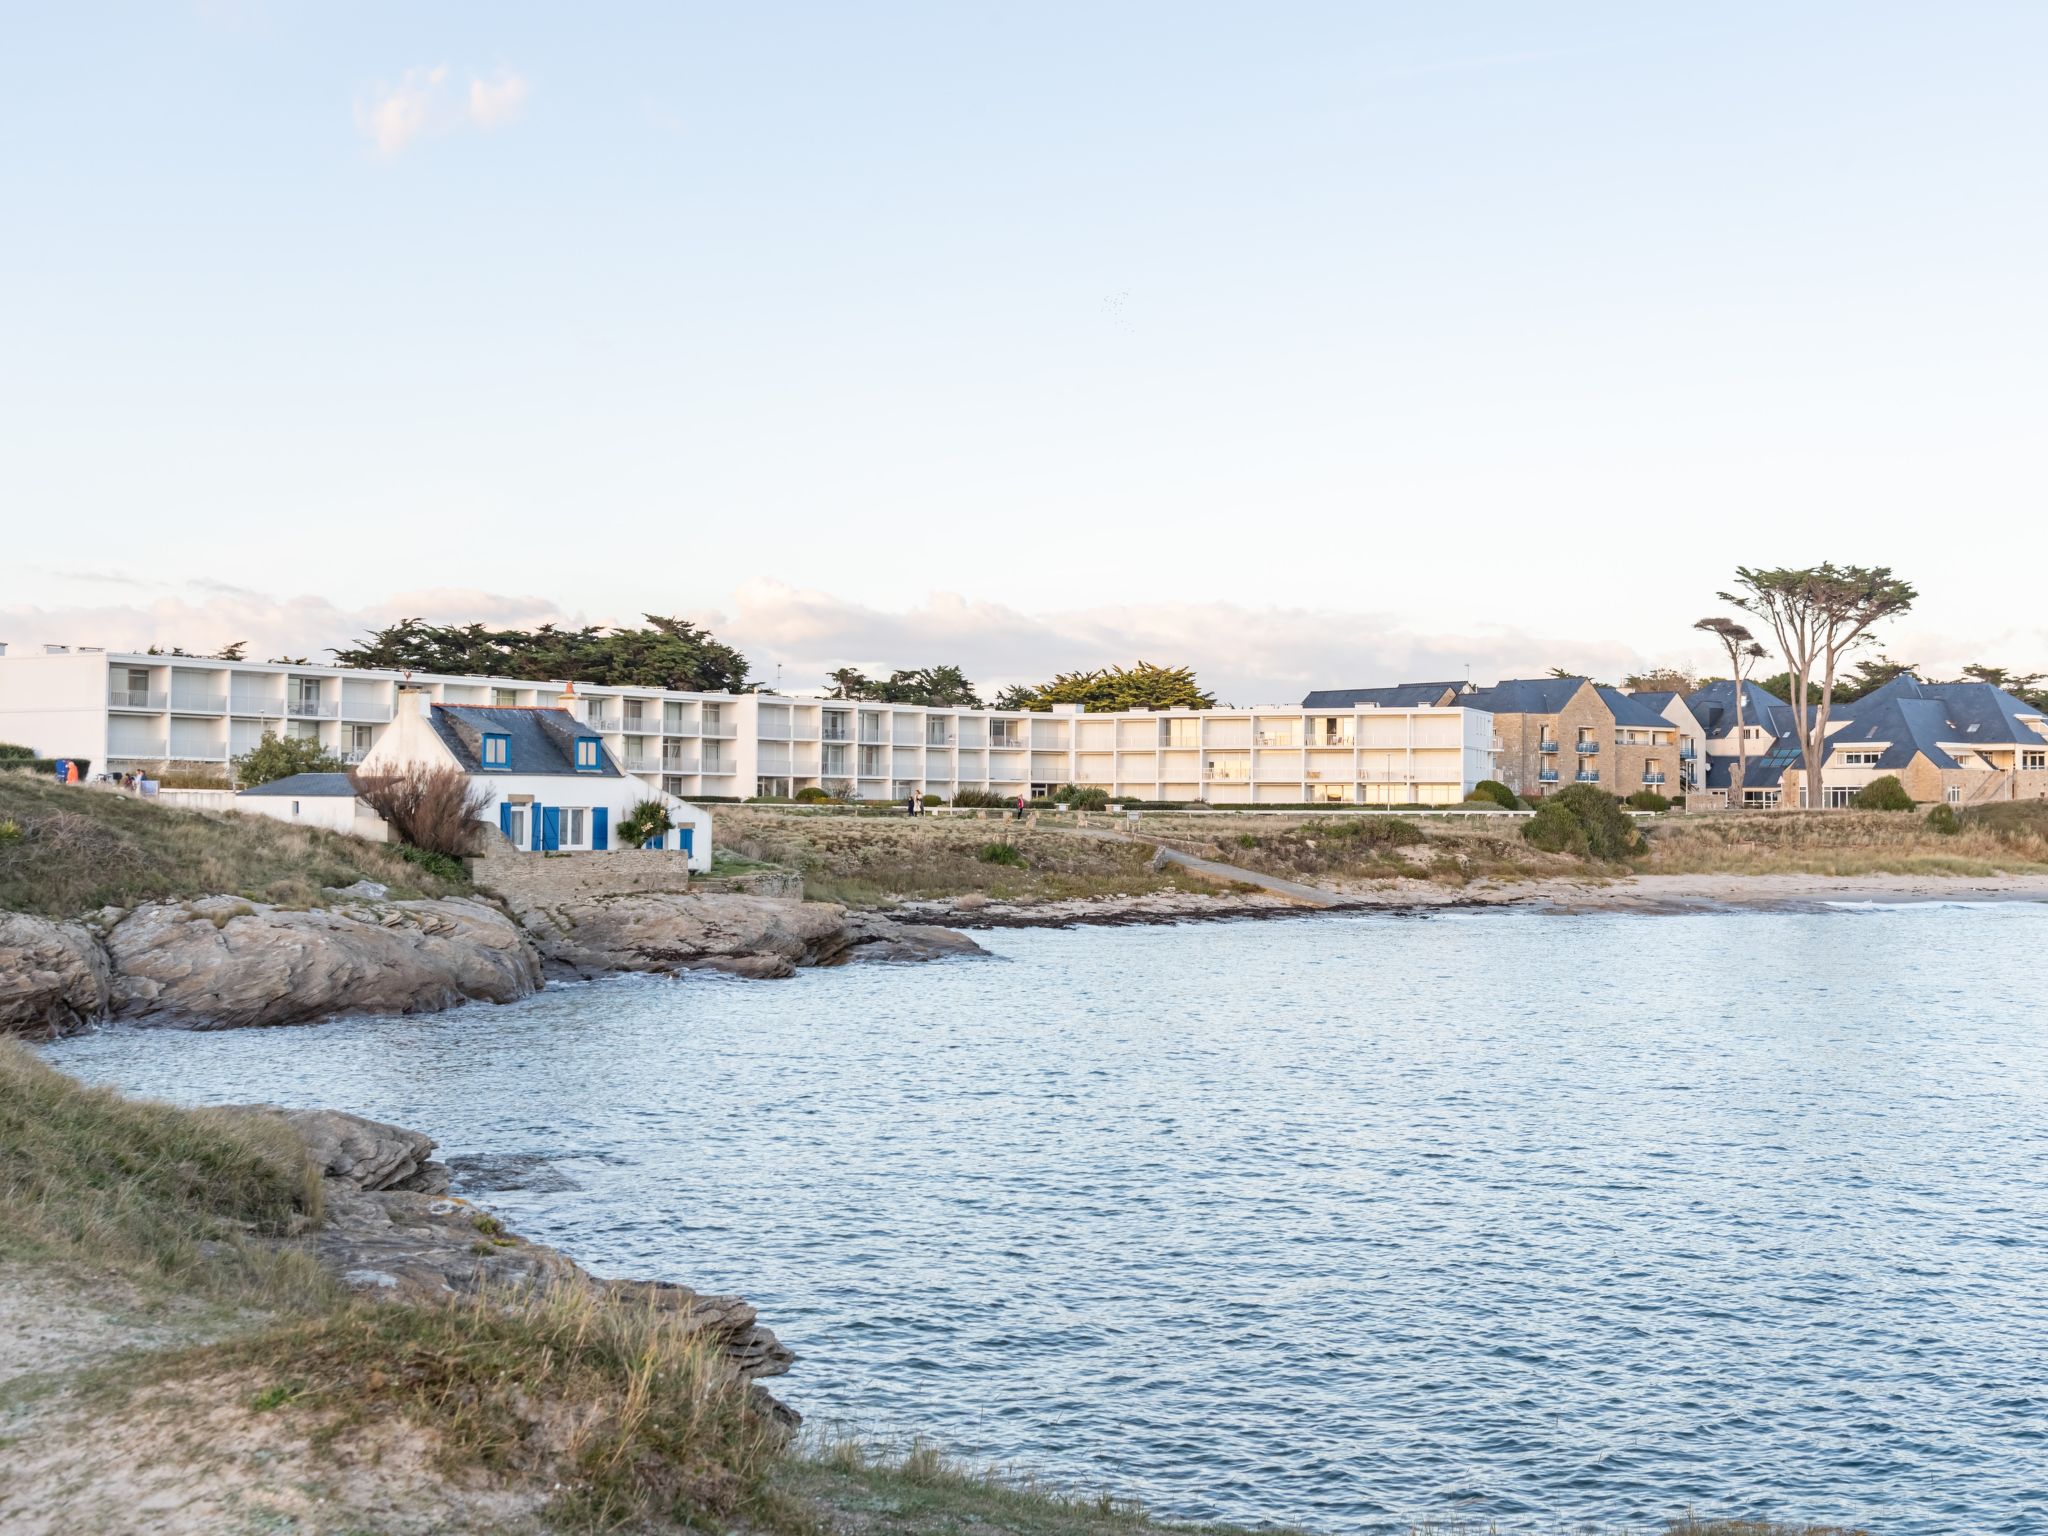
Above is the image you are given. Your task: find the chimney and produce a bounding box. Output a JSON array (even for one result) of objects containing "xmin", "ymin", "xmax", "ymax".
[
  {"xmin": 397, "ymin": 682, "xmax": 433, "ymax": 719},
  {"xmin": 556, "ymin": 680, "xmax": 588, "ymax": 723}
]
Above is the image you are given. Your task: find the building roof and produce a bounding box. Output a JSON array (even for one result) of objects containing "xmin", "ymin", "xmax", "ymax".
[
  {"xmin": 237, "ymin": 772, "xmax": 358, "ymax": 798},
  {"xmin": 428, "ymin": 705, "xmax": 623, "ymax": 777},
  {"xmin": 1595, "ymin": 686, "xmax": 1673, "ymax": 730},
  {"xmin": 1458, "ymin": 677, "xmax": 1589, "ymax": 716},
  {"xmin": 1300, "ymin": 681, "xmax": 1462, "ymax": 709},
  {"xmin": 1685, "ymin": 679, "xmax": 1794, "ymax": 739}
]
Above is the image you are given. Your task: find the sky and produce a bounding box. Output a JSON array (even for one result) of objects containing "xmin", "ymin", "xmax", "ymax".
[{"xmin": 3, "ymin": 3, "xmax": 2045, "ymax": 703}]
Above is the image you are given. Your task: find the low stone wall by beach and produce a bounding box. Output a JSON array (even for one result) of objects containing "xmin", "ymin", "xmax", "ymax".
[{"xmin": 470, "ymin": 838, "xmax": 695, "ymax": 907}]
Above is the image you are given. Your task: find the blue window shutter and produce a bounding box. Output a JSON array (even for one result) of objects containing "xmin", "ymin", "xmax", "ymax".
[
  {"xmin": 592, "ymin": 807, "xmax": 608, "ymax": 851},
  {"xmin": 679, "ymin": 827, "xmax": 693, "ymax": 856},
  {"xmin": 542, "ymin": 806, "xmax": 559, "ymax": 851},
  {"xmin": 499, "ymin": 802, "xmax": 512, "ymax": 839}
]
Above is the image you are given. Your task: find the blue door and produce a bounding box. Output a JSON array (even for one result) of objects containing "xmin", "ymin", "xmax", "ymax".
[
  {"xmin": 498, "ymin": 802, "xmax": 512, "ymax": 840},
  {"xmin": 678, "ymin": 827, "xmax": 693, "ymax": 856},
  {"xmin": 592, "ymin": 807, "xmax": 608, "ymax": 851},
  {"xmin": 541, "ymin": 806, "xmax": 560, "ymax": 851}
]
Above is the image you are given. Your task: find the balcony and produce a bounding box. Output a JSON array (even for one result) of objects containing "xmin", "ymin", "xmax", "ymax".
[
  {"xmin": 1642, "ymin": 772, "xmax": 1667, "ymax": 785},
  {"xmin": 622, "ymin": 756, "xmax": 664, "ymax": 773},
  {"xmin": 1538, "ymin": 768, "xmax": 1561, "ymax": 783},
  {"xmin": 758, "ymin": 724, "xmax": 791, "ymax": 742},
  {"xmin": 1575, "ymin": 741, "xmax": 1600, "ymax": 755},
  {"xmin": 108, "ymin": 740, "xmax": 168, "ymax": 760},
  {"xmin": 339, "ymin": 749, "xmax": 368, "ymax": 765},
  {"xmin": 169, "ymin": 693, "xmax": 227, "ymax": 713},
  {"xmin": 1576, "ymin": 770, "xmax": 1601, "ymax": 783},
  {"xmin": 342, "ymin": 703, "xmax": 392, "ymax": 723},
  {"xmin": 287, "ymin": 700, "xmax": 338, "ymax": 720},
  {"xmin": 1679, "ymin": 745, "xmax": 1697, "ymax": 760},
  {"xmin": 230, "ymin": 697, "xmax": 285, "ymax": 717},
  {"xmin": 109, "ymin": 689, "xmax": 166, "ymax": 711},
  {"xmin": 702, "ymin": 722, "xmax": 738, "ymax": 740},
  {"xmin": 822, "ymin": 727, "xmax": 852, "ymax": 743},
  {"xmin": 585, "ymin": 713, "xmax": 622, "ymax": 732},
  {"xmin": 1539, "ymin": 740, "xmax": 1560, "ymax": 754},
  {"xmin": 663, "ymin": 720, "xmax": 700, "ymax": 738}
]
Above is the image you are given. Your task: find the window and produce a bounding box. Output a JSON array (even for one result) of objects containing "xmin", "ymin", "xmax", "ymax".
[
  {"xmin": 1162, "ymin": 718, "xmax": 1201, "ymax": 747},
  {"xmin": 574, "ymin": 737, "xmax": 600, "ymax": 771},
  {"xmin": 494, "ymin": 688, "xmax": 518, "ymax": 707},
  {"xmin": 2025, "ymin": 751, "xmax": 2047, "ymax": 771},
  {"xmin": 1947, "ymin": 785, "xmax": 1961, "ymax": 805},
  {"xmin": 1823, "ymin": 787, "xmax": 1858, "ymax": 808},
  {"xmin": 506, "ymin": 805, "xmax": 527, "ymax": 847},
  {"xmin": 481, "ymin": 732, "xmax": 509, "ymax": 768},
  {"xmin": 561, "ymin": 807, "xmax": 589, "ymax": 848},
  {"xmin": 1840, "ymin": 750, "xmax": 1880, "ymax": 767}
]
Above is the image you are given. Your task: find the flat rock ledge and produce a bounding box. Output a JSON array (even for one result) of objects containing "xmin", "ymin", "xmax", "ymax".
[
  {"xmin": 516, "ymin": 890, "xmax": 984, "ymax": 980},
  {"xmin": 231, "ymin": 1106, "xmax": 798, "ymax": 1423}
]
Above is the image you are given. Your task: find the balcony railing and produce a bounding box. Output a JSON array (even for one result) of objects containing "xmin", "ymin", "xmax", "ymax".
[
  {"xmin": 822, "ymin": 728, "xmax": 852, "ymax": 743},
  {"xmin": 1255, "ymin": 732, "xmax": 1300, "ymax": 747},
  {"xmin": 702, "ymin": 722, "xmax": 738, "ymax": 739},
  {"xmin": 585, "ymin": 713, "xmax": 622, "ymax": 732},
  {"xmin": 758, "ymin": 725, "xmax": 791, "ymax": 741},
  {"xmin": 1679, "ymin": 746, "xmax": 1697, "ymax": 760},
  {"xmin": 108, "ymin": 689, "xmax": 166, "ymax": 710},
  {"xmin": 1576, "ymin": 770, "xmax": 1601, "ymax": 783},
  {"xmin": 339, "ymin": 750, "xmax": 368, "ymax": 765},
  {"xmin": 1642, "ymin": 772, "xmax": 1667, "ymax": 785},
  {"xmin": 622, "ymin": 756, "xmax": 664, "ymax": 772},
  {"xmin": 108, "ymin": 740, "xmax": 168, "ymax": 760},
  {"xmin": 169, "ymin": 693, "xmax": 227, "ymax": 713},
  {"xmin": 1539, "ymin": 740, "xmax": 1559, "ymax": 753},
  {"xmin": 343, "ymin": 703, "xmax": 392, "ymax": 723},
  {"xmin": 287, "ymin": 700, "xmax": 338, "ymax": 719},
  {"xmin": 230, "ymin": 697, "xmax": 284, "ymax": 717},
  {"xmin": 1575, "ymin": 741, "xmax": 1600, "ymax": 754},
  {"xmin": 663, "ymin": 720, "xmax": 700, "ymax": 737},
  {"xmin": 1538, "ymin": 768, "xmax": 1561, "ymax": 783}
]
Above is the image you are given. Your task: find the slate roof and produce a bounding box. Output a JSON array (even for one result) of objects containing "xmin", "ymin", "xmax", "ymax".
[
  {"xmin": 237, "ymin": 772, "xmax": 358, "ymax": 798},
  {"xmin": 428, "ymin": 705, "xmax": 622, "ymax": 778},
  {"xmin": 1596, "ymin": 686, "xmax": 1673, "ymax": 730},
  {"xmin": 1685, "ymin": 679, "xmax": 1795, "ymax": 739},
  {"xmin": 1457, "ymin": 677, "xmax": 1590, "ymax": 716},
  {"xmin": 1300, "ymin": 681, "xmax": 1462, "ymax": 709}
]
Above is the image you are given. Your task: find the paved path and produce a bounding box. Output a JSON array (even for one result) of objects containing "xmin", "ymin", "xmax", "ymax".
[{"xmin": 1060, "ymin": 824, "xmax": 1351, "ymax": 908}]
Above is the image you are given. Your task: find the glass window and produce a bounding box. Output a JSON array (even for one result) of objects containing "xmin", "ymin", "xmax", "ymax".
[
  {"xmin": 482, "ymin": 733, "xmax": 509, "ymax": 768},
  {"xmin": 574, "ymin": 738, "xmax": 599, "ymax": 770},
  {"xmin": 506, "ymin": 806, "xmax": 527, "ymax": 845},
  {"xmin": 562, "ymin": 807, "xmax": 588, "ymax": 847}
]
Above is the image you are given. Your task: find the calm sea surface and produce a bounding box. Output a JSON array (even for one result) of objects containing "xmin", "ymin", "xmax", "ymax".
[{"xmin": 43, "ymin": 904, "xmax": 2048, "ymax": 1534}]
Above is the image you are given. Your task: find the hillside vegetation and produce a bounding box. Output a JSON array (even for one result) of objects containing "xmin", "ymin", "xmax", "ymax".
[
  {"xmin": 0, "ymin": 771, "xmax": 464, "ymax": 916},
  {"xmin": 1641, "ymin": 804, "xmax": 2048, "ymax": 877}
]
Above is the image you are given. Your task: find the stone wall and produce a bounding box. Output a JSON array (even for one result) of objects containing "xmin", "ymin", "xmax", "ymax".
[{"xmin": 471, "ymin": 838, "xmax": 695, "ymax": 910}]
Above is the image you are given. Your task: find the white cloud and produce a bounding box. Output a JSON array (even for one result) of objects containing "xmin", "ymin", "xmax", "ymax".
[
  {"xmin": 467, "ymin": 71, "xmax": 529, "ymax": 129},
  {"xmin": 355, "ymin": 65, "xmax": 526, "ymax": 156}
]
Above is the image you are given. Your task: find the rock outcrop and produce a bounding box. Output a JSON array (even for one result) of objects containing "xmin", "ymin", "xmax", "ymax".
[
  {"xmin": 0, "ymin": 913, "xmax": 111, "ymax": 1039},
  {"xmin": 104, "ymin": 895, "xmax": 542, "ymax": 1029},
  {"xmin": 253, "ymin": 1108, "xmax": 796, "ymax": 1417},
  {"xmin": 519, "ymin": 891, "xmax": 983, "ymax": 979}
]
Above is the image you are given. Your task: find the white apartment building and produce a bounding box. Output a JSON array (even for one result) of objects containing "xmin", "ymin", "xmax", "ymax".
[{"xmin": 0, "ymin": 645, "xmax": 1497, "ymax": 806}]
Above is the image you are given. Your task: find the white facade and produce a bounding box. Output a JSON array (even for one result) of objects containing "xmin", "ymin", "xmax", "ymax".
[{"xmin": 0, "ymin": 647, "xmax": 1497, "ymax": 807}]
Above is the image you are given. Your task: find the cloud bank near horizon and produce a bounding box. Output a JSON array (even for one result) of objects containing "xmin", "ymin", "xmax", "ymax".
[{"xmin": 2, "ymin": 578, "xmax": 2034, "ymax": 704}]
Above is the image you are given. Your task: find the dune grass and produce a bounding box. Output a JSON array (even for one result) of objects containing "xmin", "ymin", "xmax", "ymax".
[
  {"xmin": 1640, "ymin": 805, "xmax": 2048, "ymax": 877},
  {"xmin": 0, "ymin": 769, "xmax": 466, "ymax": 916}
]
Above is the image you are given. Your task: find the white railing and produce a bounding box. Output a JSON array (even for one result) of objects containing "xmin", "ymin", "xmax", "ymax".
[
  {"xmin": 664, "ymin": 721, "xmax": 700, "ymax": 737},
  {"xmin": 623, "ymin": 756, "xmax": 664, "ymax": 772},
  {"xmin": 108, "ymin": 689, "xmax": 166, "ymax": 710},
  {"xmin": 170, "ymin": 693, "xmax": 227, "ymax": 713},
  {"xmin": 287, "ymin": 700, "xmax": 338, "ymax": 719},
  {"xmin": 586, "ymin": 713, "xmax": 622, "ymax": 732},
  {"xmin": 702, "ymin": 723, "xmax": 738, "ymax": 739},
  {"xmin": 342, "ymin": 703, "xmax": 392, "ymax": 722},
  {"xmin": 108, "ymin": 740, "xmax": 168, "ymax": 760},
  {"xmin": 230, "ymin": 697, "xmax": 284, "ymax": 716},
  {"xmin": 339, "ymin": 750, "xmax": 368, "ymax": 765}
]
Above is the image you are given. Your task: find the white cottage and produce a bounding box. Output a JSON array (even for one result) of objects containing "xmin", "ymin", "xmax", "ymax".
[
  {"xmin": 358, "ymin": 684, "xmax": 711, "ymax": 870},
  {"xmin": 233, "ymin": 772, "xmax": 390, "ymax": 840}
]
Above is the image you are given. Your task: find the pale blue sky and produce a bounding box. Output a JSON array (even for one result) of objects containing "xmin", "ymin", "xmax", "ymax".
[{"xmin": 3, "ymin": 4, "xmax": 2044, "ymax": 698}]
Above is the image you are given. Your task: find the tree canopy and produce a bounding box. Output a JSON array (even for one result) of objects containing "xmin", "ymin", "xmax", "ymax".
[
  {"xmin": 234, "ymin": 731, "xmax": 343, "ymax": 787},
  {"xmin": 1620, "ymin": 667, "xmax": 1697, "ymax": 695},
  {"xmin": 993, "ymin": 662, "xmax": 1216, "ymax": 713},
  {"xmin": 827, "ymin": 664, "xmax": 984, "ymax": 708},
  {"xmin": 1720, "ymin": 564, "xmax": 1917, "ymax": 807},
  {"xmin": 331, "ymin": 616, "xmax": 750, "ymax": 693}
]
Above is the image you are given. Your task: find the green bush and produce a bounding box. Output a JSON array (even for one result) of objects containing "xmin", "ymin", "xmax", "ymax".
[
  {"xmin": 1467, "ymin": 779, "xmax": 1518, "ymax": 810},
  {"xmin": 390, "ymin": 843, "xmax": 469, "ymax": 886},
  {"xmin": 1852, "ymin": 775, "xmax": 1915, "ymax": 811},
  {"xmin": 1627, "ymin": 789, "xmax": 1671, "ymax": 812},
  {"xmin": 921, "ymin": 793, "xmax": 947, "ymax": 807},
  {"xmin": 950, "ymin": 788, "xmax": 1012, "ymax": 808},
  {"xmin": 1925, "ymin": 801, "xmax": 1960, "ymax": 835},
  {"xmin": 793, "ymin": 786, "xmax": 833, "ymax": 803},
  {"xmin": 0, "ymin": 743, "xmax": 35, "ymax": 762},
  {"xmin": 234, "ymin": 731, "xmax": 343, "ymax": 788},
  {"xmin": 1051, "ymin": 785, "xmax": 1110, "ymax": 810},
  {"xmin": 1320, "ymin": 815, "xmax": 1425, "ymax": 847},
  {"xmin": 615, "ymin": 799, "xmax": 674, "ymax": 848},
  {"xmin": 976, "ymin": 841, "xmax": 1026, "ymax": 867},
  {"xmin": 1522, "ymin": 783, "xmax": 1643, "ymax": 860}
]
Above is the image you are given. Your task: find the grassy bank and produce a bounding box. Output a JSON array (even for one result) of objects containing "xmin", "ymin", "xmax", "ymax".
[
  {"xmin": 715, "ymin": 806, "xmax": 1210, "ymax": 906},
  {"xmin": 0, "ymin": 771, "xmax": 465, "ymax": 916},
  {"xmin": 1640, "ymin": 804, "xmax": 2048, "ymax": 878},
  {"xmin": 0, "ymin": 1041, "xmax": 1867, "ymax": 1535}
]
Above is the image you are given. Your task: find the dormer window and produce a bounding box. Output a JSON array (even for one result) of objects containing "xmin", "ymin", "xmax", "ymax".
[
  {"xmin": 481, "ymin": 732, "xmax": 509, "ymax": 769},
  {"xmin": 574, "ymin": 737, "xmax": 600, "ymax": 772}
]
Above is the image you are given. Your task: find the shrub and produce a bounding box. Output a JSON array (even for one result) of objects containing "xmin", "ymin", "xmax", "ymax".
[
  {"xmin": 0, "ymin": 742, "xmax": 35, "ymax": 761},
  {"xmin": 950, "ymin": 788, "xmax": 1011, "ymax": 809},
  {"xmin": 616, "ymin": 799, "xmax": 675, "ymax": 848},
  {"xmin": 1852, "ymin": 775, "xmax": 1915, "ymax": 811},
  {"xmin": 1522, "ymin": 783, "xmax": 1643, "ymax": 860},
  {"xmin": 1052, "ymin": 785, "xmax": 1109, "ymax": 810},
  {"xmin": 793, "ymin": 786, "xmax": 834, "ymax": 803},
  {"xmin": 390, "ymin": 843, "xmax": 469, "ymax": 885},
  {"xmin": 976, "ymin": 841, "xmax": 1026, "ymax": 867},
  {"xmin": 1925, "ymin": 802, "xmax": 1960, "ymax": 835},
  {"xmin": 1321, "ymin": 815, "xmax": 1425, "ymax": 847},
  {"xmin": 921, "ymin": 793, "xmax": 947, "ymax": 807},
  {"xmin": 1467, "ymin": 779, "xmax": 1518, "ymax": 811},
  {"xmin": 234, "ymin": 731, "xmax": 344, "ymax": 788},
  {"xmin": 1627, "ymin": 790, "xmax": 1671, "ymax": 812},
  {"xmin": 349, "ymin": 766, "xmax": 493, "ymax": 856},
  {"xmin": 0, "ymin": 818, "xmax": 21, "ymax": 845}
]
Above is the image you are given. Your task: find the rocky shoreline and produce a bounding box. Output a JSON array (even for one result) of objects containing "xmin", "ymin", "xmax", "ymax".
[{"xmin": 0, "ymin": 885, "xmax": 982, "ymax": 1039}]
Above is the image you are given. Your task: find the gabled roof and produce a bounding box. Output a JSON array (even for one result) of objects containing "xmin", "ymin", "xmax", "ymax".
[
  {"xmin": 1300, "ymin": 681, "xmax": 1461, "ymax": 709},
  {"xmin": 1595, "ymin": 686, "xmax": 1672, "ymax": 730},
  {"xmin": 237, "ymin": 772, "xmax": 358, "ymax": 798},
  {"xmin": 428, "ymin": 705, "xmax": 622, "ymax": 778},
  {"xmin": 1686, "ymin": 679, "xmax": 1793, "ymax": 739},
  {"xmin": 1458, "ymin": 677, "xmax": 1589, "ymax": 716}
]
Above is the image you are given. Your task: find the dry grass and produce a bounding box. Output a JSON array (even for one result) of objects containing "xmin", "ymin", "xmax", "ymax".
[
  {"xmin": 715, "ymin": 806, "xmax": 1201, "ymax": 907},
  {"xmin": 1641, "ymin": 805, "xmax": 2048, "ymax": 877},
  {"xmin": 1135, "ymin": 812, "xmax": 1575, "ymax": 888},
  {"xmin": 0, "ymin": 769, "xmax": 467, "ymax": 916}
]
